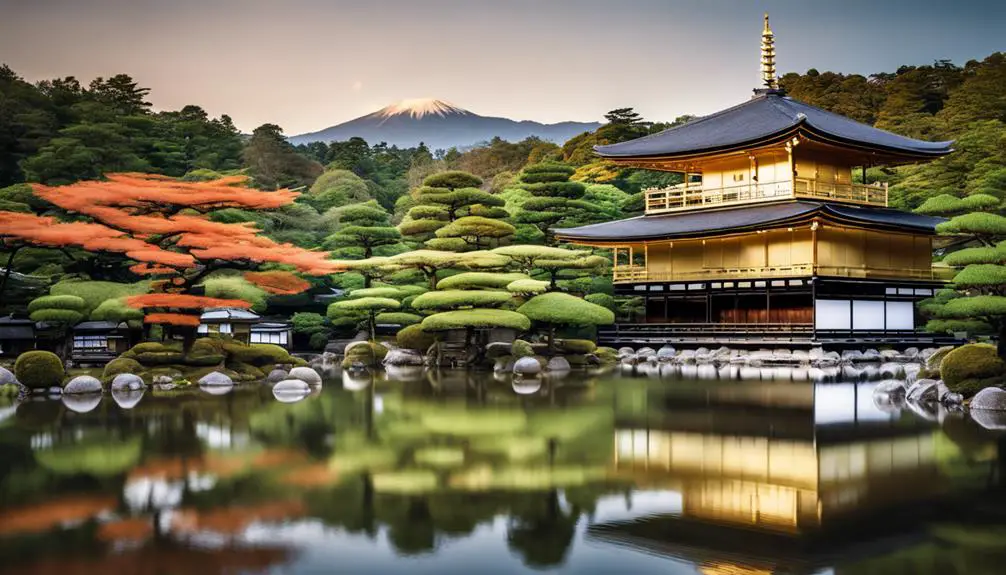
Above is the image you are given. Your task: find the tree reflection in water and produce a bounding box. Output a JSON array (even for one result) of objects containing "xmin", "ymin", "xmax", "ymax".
[{"xmin": 0, "ymin": 373, "xmax": 1003, "ymax": 574}]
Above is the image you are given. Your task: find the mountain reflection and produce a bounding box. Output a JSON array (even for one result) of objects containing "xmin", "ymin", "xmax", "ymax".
[{"xmin": 0, "ymin": 373, "xmax": 1003, "ymax": 574}]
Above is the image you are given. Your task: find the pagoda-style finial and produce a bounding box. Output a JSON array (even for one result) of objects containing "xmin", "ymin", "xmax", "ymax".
[{"xmin": 760, "ymin": 13, "xmax": 779, "ymax": 90}]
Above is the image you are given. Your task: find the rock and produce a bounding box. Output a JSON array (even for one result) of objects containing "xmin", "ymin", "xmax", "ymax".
[
  {"xmin": 152, "ymin": 374, "xmax": 174, "ymax": 386},
  {"xmin": 198, "ymin": 371, "xmax": 233, "ymax": 387},
  {"xmin": 636, "ymin": 347, "xmax": 656, "ymax": 357},
  {"xmin": 384, "ymin": 365, "xmax": 424, "ymax": 383},
  {"xmin": 266, "ymin": 369, "xmax": 289, "ymax": 383},
  {"xmin": 792, "ymin": 350, "xmax": 810, "ymax": 363},
  {"xmin": 874, "ymin": 390, "xmax": 906, "ymax": 413},
  {"xmin": 924, "ymin": 346, "xmax": 955, "ymax": 370},
  {"xmin": 880, "ymin": 349, "xmax": 901, "ymax": 361},
  {"xmin": 970, "ymin": 387, "xmax": 1006, "ymax": 411},
  {"xmin": 288, "ymin": 366, "xmax": 323, "ymax": 386},
  {"xmin": 110, "ymin": 373, "xmax": 144, "ymax": 391},
  {"xmin": 48, "ymin": 386, "xmax": 62, "ymax": 395},
  {"xmin": 657, "ymin": 345, "xmax": 676, "ymax": 360},
  {"xmin": 903, "ymin": 347, "xmax": 920, "ymax": 359},
  {"xmin": 841, "ymin": 365, "xmax": 862, "ymax": 380},
  {"xmin": 772, "ymin": 348, "xmax": 793, "ymax": 358},
  {"xmin": 809, "ymin": 348, "xmax": 826, "ymax": 360},
  {"xmin": 273, "ymin": 379, "xmax": 311, "ymax": 394},
  {"xmin": 694, "ymin": 347, "xmax": 710, "ymax": 358},
  {"xmin": 547, "ymin": 356, "xmax": 571, "ymax": 371},
  {"xmin": 61, "ymin": 393, "xmax": 101, "ymax": 413},
  {"xmin": 63, "ymin": 375, "xmax": 102, "ymax": 395},
  {"xmin": 874, "ymin": 380, "xmax": 906, "ymax": 396},
  {"xmin": 485, "ymin": 342, "xmax": 512, "ymax": 359},
  {"xmin": 513, "ymin": 356, "xmax": 543, "ymax": 376},
  {"xmin": 512, "ymin": 378, "xmax": 542, "ymax": 395},
  {"xmin": 708, "ymin": 347, "xmax": 732, "ymax": 362},
  {"xmin": 677, "ymin": 349, "xmax": 697, "ymax": 363},
  {"xmin": 155, "ymin": 383, "xmax": 178, "ymax": 391},
  {"xmin": 970, "ymin": 408, "xmax": 1006, "ymax": 431},
  {"xmin": 842, "ymin": 350, "xmax": 864, "ymax": 362},
  {"xmin": 344, "ymin": 340, "xmax": 371, "ymax": 355},
  {"xmin": 907, "ymin": 379, "xmax": 940, "ymax": 403},
  {"xmin": 617, "ymin": 347, "xmax": 635, "ymax": 356},
  {"xmin": 879, "ymin": 363, "xmax": 903, "ymax": 379},
  {"xmin": 383, "ymin": 349, "xmax": 424, "ymax": 367},
  {"xmin": 936, "ymin": 382, "xmax": 963, "ymax": 406},
  {"xmin": 862, "ymin": 349, "xmax": 881, "ymax": 362},
  {"xmin": 111, "ymin": 389, "xmax": 144, "ymax": 409},
  {"xmin": 0, "ymin": 366, "xmax": 16, "ymax": 386}
]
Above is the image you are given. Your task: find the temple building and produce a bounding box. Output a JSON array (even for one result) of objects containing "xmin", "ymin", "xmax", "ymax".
[{"xmin": 556, "ymin": 15, "xmax": 956, "ymax": 347}]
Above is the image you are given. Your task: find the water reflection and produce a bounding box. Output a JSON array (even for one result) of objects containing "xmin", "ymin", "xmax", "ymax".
[{"xmin": 0, "ymin": 371, "xmax": 1003, "ymax": 574}]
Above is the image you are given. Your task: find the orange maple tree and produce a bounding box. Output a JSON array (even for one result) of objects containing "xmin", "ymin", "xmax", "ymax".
[{"xmin": 0, "ymin": 173, "xmax": 343, "ymax": 331}]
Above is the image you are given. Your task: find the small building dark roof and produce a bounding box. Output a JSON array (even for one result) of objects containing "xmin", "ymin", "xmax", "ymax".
[
  {"xmin": 594, "ymin": 91, "xmax": 953, "ymax": 160},
  {"xmin": 74, "ymin": 321, "xmax": 128, "ymax": 332},
  {"xmin": 0, "ymin": 316, "xmax": 35, "ymax": 340},
  {"xmin": 252, "ymin": 321, "xmax": 292, "ymax": 332},
  {"xmin": 555, "ymin": 201, "xmax": 944, "ymax": 243}
]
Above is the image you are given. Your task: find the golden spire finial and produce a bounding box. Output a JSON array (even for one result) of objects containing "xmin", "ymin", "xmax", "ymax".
[{"xmin": 760, "ymin": 12, "xmax": 779, "ymax": 90}]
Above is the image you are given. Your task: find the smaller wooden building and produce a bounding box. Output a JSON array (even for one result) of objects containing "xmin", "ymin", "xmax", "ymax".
[
  {"xmin": 0, "ymin": 316, "xmax": 35, "ymax": 359},
  {"xmin": 70, "ymin": 321, "xmax": 134, "ymax": 364},
  {"xmin": 197, "ymin": 308, "xmax": 261, "ymax": 345},
  {"xmin": 250, "ymin": 319, "xmax": 294, "ymax": 349}
]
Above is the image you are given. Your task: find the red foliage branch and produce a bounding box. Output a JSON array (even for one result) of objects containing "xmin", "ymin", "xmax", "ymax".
[
  {"xmin": 143, "ymin": 313, "xmax": 202, "ymax": 327},
  {"xmin": 243, "ymin": 271, "xmax": 311, "ymax": 295},
  {"xmin": 126, "ymin": 294, "xmax": 252, "ymax": 310}
]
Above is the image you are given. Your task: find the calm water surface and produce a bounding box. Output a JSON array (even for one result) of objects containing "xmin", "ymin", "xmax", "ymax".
[{"xmin": 2, "ymin": 368, "xmax": 1006, "ymax": 574}]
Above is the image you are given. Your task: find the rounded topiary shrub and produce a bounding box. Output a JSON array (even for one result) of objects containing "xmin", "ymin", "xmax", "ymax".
[
  {"xmin": 223, "ymin": 342, "xmax": 294, "ymax": 366},
  {"xmin": 342, "ymin": 342, "xmax": 389, "ymax": 368},
  {"xmin": 941, "ymin": 343, "xmax": 1006, "ymax": 397},
  {"xmin": 397, "ymin": 324, "xmax": 435, "ymax": 351},
  {"xmin": 14, "ymin": 351, "xmax": 65, "ymax": 388},
  {"xmin": 102, "ymin": 357, "xmax": 143, "ymax": 380}
]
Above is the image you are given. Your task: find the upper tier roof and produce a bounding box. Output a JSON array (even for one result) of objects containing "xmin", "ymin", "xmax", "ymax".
[
  {"xmin": 594, "ymin": 91, "xmax": 954, "ymax": 161},
  {"xmin": 555, "ymin": 201, "xmax": 944, "ymax": 243}
]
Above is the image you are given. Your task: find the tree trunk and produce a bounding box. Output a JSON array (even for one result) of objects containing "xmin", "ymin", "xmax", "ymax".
[
  {"xmin": 0, "ymin": 245, "xmax": 23, "ymax": 308},
  {"xmin": 999, "ymin": 323, "xmax": 1006, "ymax": 362},
  {"xmin": 548, "ymin": 324, "xmax": 556, "ymax": 357},
  {"xmin": 368, "ymin": 311, "xmax": 377, "ymax": 342}
]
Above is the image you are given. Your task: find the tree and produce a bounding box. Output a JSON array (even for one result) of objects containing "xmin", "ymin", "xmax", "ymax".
[
  {"xmin": 0, "ymin": 173, "xmax": 342, "ymax": 346},
  {"xmin": 346, "ymin": 250, "xmax": 509, "ymax": 290},
  {"xmin": 243, "ymin": 124, "xmax": 323, "ymax": 190},
  {"xmin": 916, "ymin": 192, "xmax": 1006, "ymax": 358},
  {"xmin": 398, "ymin": 171, "xmax": 509, "ymax": 249},
  {"xmin": 517, "ymin": 292, "xmax": 615, "ymax": 355},
  {"xmin": 514, "ymin": 163, "xmax": 604, "ymax": 246},
  {"xmin": 323, "ymin": 201, "xmax": 402, "ymax": 269},
  {"xmin": 328, "ymin": 297, "xmax": 400, "ymax": 341},
  {"xmin": 305, "ymin": 169, "xmax": 372, "ymax": 212},
  {"xmin": 428, "ymin": 216, "xmax": 515, "ymax": 251}
]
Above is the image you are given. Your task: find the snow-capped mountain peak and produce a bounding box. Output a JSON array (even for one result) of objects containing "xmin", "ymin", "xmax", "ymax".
[{"xmin": 375, "ymin": 98, "xmax": 469, "ymax": 119}]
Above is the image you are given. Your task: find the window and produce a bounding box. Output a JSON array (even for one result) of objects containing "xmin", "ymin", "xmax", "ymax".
[
  {"xmin": 815, "ymin": 299, "xmax": 851, "ymax": 330},
  {"xmin": 853, "ymin": 300, "xmax": 885, "ymax": 330},
  {"xmin": 250, "ymin": 331, "xmax": 288, "ymax": 345},
  {"xmin": 73, "ymin": 335, "xmax": 109, "ymax": 350},
  {"xmin": 885, "ymin": 301, "xmax": 914, "ymax": 330}
]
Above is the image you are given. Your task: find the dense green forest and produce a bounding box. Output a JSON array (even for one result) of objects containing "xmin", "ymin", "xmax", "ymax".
[{"xmin": 2, "ymin": 52, "xmax": 1006, "ymax": 330}]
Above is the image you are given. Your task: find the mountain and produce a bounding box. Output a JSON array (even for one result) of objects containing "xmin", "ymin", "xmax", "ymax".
[{"xmin": 288, "ymin": 98, "xmax": 601, "ymax": 149}]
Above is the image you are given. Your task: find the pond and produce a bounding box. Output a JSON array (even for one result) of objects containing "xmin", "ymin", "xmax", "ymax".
[{"xmin": 1, "ymin": 369, "xmax": 1005, "ymax": 575}]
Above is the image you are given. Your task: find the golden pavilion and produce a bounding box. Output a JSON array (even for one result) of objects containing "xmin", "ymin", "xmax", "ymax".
[{"xmin": 556, "ymin": 15, "xmax": 956, "ymax": 347}]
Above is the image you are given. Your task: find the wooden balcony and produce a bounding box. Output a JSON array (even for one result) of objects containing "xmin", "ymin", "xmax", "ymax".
[
  {"xmin": 612, "ymin": 263, "xmax": 953, "ymax": 283},
  {"xmin": 644, "ymin": 178, "xmax": 888, "ymax": 214}
]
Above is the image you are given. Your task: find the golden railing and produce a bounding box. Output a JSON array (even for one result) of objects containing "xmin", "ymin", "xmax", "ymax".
[
  {"xmin": 644, "ymin": 179, "xmax": 888, "ymax": 214},
  {"xmin": 612, "ymin": 264, "xmax": 952, "ymax": 283}
]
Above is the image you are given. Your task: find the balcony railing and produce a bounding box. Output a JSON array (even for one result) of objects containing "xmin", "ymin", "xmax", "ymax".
[
  {"xmin": 612, "ymin": 264, "xmax": 952, "ymax": 283},
  {"xmin": 644, "ymin": 178, "xmax": 888, "ymax": 214}
]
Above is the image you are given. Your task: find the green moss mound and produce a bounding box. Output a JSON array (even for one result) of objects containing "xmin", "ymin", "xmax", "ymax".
[
  {"xmin": 102, "ymin": 357, "xmax": 143, "ymax": 380},
  {"xmin": 517, "ymin": 292, "xmax": 615, "ymax": 326},
  {"xmin": 14, "ymin": 351, "xmax": 64, "ymax": 388},
  {"xmin": 412, "ymin": 290, "xmax": 513, "ymax": 311},
  {"xmin": 595, "ymin": 347, "xmax": 619, "ymax": 364},
  {"xmin": 556, "ymin": 339, "xmax": 596, "ymax": 354},
  {"xmin": 135, "ymin": 351, "xmax": 186, "ymax": 365},
  {"xmin": 941, "ymin": 343, "xmax": 1006, "ymax": 397},
  {"xmin": 223, "ymin": 342, "xmax": 296, "ymax": 366},
  {"xmin": 342, "ymin": 342, "xmax": 389, "ymax": 368},
  {"xmin": 436, "ymin": 272, "xmax": 530, "ymax": 291},
  {"xmin": 398, "ymin": 324, "xmax": 436, "ymax": 351},
  {"xmin": 226, "ymin": 360, "xmax": 265, "ymax": 381},
  {"xmin": 512, "ymin": 339, "xmax": 534, "ymax": 358}
]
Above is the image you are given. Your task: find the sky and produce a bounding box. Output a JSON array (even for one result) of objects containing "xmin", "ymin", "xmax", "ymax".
[{"xmin": 2, "ymin": 0, "xmax": 1005, "ymax": 135}]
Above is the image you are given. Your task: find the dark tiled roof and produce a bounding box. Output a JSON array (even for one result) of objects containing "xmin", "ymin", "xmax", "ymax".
[
  {"xmin": 594, "ymin": 92, "xmax": 953, "ymax": 159},
  {"xmin": 555, "ymin": 201, "xmax": 944, "ymax": 242}
]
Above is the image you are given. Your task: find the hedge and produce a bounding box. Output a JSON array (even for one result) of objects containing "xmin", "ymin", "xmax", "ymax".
[
  {"xmin": 436, "ymin": 272, "xmax": 530, "ymax": 291},
  {"xmin": 397, "ymin": 324, "xmax": 436, "ymax": 351},
  {"xmin": 375, "ymin": 312, "xmax": 423, "ymax": 326},
  {"xmin": 14, "ymin": 351, "xmax": 64, "ymax": 388},
  {"xmin": 517, "ymin": 292, "xmax": 615, "ymax": 326}
]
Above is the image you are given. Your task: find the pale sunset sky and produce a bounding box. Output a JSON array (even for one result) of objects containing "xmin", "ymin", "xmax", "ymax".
[{"xmin": 2, "ymin": 0, "xmax": 1004, "ymax": 134}]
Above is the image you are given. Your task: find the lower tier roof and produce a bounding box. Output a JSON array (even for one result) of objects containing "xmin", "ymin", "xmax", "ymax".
[{"xmin": 555, "ymin": 201, "xmax": 943, "ymax": 243}]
